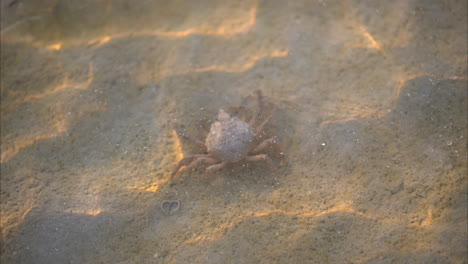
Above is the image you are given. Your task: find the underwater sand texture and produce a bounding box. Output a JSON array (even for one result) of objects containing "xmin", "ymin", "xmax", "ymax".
[{"xmin": 1, "ymin": 0, "xmax": 466, "ymax": 263}]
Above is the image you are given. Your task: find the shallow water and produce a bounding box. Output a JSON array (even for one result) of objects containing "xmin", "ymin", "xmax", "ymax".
[{"xmin": 1, "ymin": 0, "xmax": 467, "ymax": 263}]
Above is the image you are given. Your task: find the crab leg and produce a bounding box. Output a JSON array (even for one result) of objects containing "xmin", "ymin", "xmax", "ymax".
[
  {"xmin": 178, "ymin": 157, "xmax": 219, "ymax": 174},
  {"xmin": 206, "ymin": 161, "xmax": 228, "ymax": 174},
  {"xmin": 245, "ymin": 154, "xmax": 278, "ymax": 174},
  {"xmin": 249, "ymin": 90, "xmax": 264, "ymax": 127},
  {"xmin": 227, "ymin": 105, "xmax": 248, "ymax": 119},
  {"xmin": 171, "ymin": 154, "xmax": 210, "ymax": 179},
  {"xmin": 174, "ymin": 127, "xmax": 205, "ymax": 147},
  {"xmin": 250, "ymin": 136, "xmax": 278, "ymax": 153},
  {"xmin": 255, "ymin": 107, "xmax": 276, "ymax": 135}
]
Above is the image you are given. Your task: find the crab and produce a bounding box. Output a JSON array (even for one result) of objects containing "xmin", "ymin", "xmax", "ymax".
[{"xmin": 171, "ymin": 90, "xmax": 280, "ymax": 179}]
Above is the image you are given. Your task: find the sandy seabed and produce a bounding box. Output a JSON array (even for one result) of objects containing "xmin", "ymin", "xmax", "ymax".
[{"xmin": 1, "ymin": 0, "xmax": 467, "ymax": 263}]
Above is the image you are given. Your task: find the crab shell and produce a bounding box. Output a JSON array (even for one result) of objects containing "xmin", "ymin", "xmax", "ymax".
[{"xmin": 205, "ymin": 109, "xmax": 255, "ymax": 162}]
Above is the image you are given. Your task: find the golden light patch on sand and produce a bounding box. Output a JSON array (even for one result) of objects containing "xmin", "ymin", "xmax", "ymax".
[
  {"xmin": 0, "ymin": 205, "xmax": 37, "ymax": 241},
  {"xmin": 419, "ymin": 209, "xmax": 434, "ymax": 228},
  {"xmin": 172, "ymin": 130, "xmax": 185, "ymax": 162},
  {"xmin": 46, "ymin": 43, "xmax": 62, "ymax": 51},
  {"xmin": 86, "ymin": 1, "xmax": 257, "ymax": 48},
  {"xmin": 23, "ymin": 63, "xmax": 93, "ymax": 101},
  {"xmin": 321, "ymin": 103, "xmax": 385, "ymax": 125},
  {"xmin": 1, "ymin": 115, "xmax": 67, "ymax": 163},
  {"xmin": 2, "ymin": 0, "xmax": 258, "ymax": 49},
  {"xmin": 1, "ymin": 103, "xmax": 106, "ymax": 163},
  {"xmin": 394, "ymin": 72, "xmax": 467, "ymax": 100},
  {"xmin": 341, "ymin": 18, "xmax": 386, "ymax": 55},
  {"xmin": 87, "ymin": 36, "xmax": 112, "ymax": 47},
  {"xmin": 193, "ymin": 50, "xmax": 289, "ymax": 74},
  {"xmin": 356, "ymin": 25, "xmax": 385, "ymax": 55},
  {"xmin": 151, "ymin": 49, "xmax": 289, "ymax": 81},
  {"xmin": 321, "ymin": 72, "xmax": 466, "ymax": 126},
  {"xmin": 186, "ymin": 201, "xmax": 373, "ymax": 244},
  {"xmin": 127, "ymin": 178, "xmax": 170, "ymax": 194},
  {"xmin": 122, "ymin": 129, "xmax": 186, "ymax": 193},
  {"xmin": 0, "ymin": 63, "xmax": 105, "ymax": 163},
  {"xmin": 1, "ymin": 63, "xmax": 94, "ymax": 114},
  {"xmin": 70, "ymin": 209, "xmax": 103, "ymax": 216}
]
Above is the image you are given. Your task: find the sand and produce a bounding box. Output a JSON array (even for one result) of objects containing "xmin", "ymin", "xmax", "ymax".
[{"xmin": 1, "ymin": 0, "xmax": 467, "ymax": 263}]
